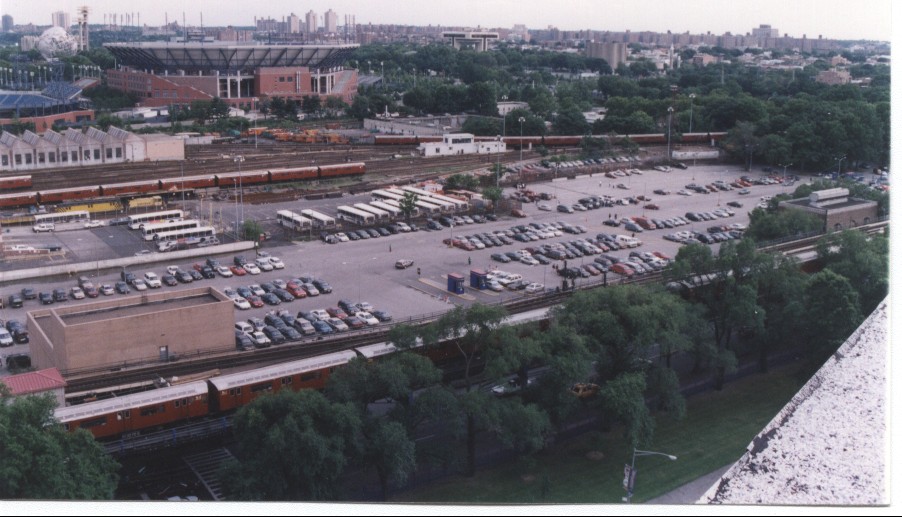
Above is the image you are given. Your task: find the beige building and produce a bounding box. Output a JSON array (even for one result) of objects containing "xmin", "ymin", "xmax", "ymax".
[
  {"xmin": 816, "ymin": 69, "xmax": 851, "ymax": 85},
  {"xmin": 778, "ymin": 188, "xmax": 879, "ymax": 232},
  {"xmin": 27, "ymin": 287, "xmax": 234, "ymax": 375},
  {"xmin": 585, "ymin": 41, "xmax": 628, "ymax": 70}
]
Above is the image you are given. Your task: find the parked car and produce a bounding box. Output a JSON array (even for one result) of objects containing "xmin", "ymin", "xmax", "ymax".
[
  {"xmin": 115, "ymin": 281, "xmax": 130, "ymax": 294},
  {"xmin": 395, "ymin": 259, "xmax": 414, "ymax": 269},
  {"xmin": 144, "ymin": 272, "xmax": 163, "ymax": 288}
]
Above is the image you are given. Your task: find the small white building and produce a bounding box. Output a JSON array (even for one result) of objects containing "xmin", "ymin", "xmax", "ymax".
[{"xmin": 418, "ymin": 133, "xmax": 505, "ymax": 157}]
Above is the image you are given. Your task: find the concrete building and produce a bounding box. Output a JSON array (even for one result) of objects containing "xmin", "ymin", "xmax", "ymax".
[
  {"xmin": 497, "ymin": 101, "xmax": 529, "ymax": 116},
  {"xmin": 442, "ymin": 31, "xmax": 499, "ymax": 52},
  {"xmin": 51, "ymin": 11, "xmax": 71, "ymax": 29},
  {"xmin": 324, "ymin": 10, "xmax": 338, "ymax": 33},
  {"xmin": 287, "ymin": 13, "xmax": 301, "ymax": 34},
  {"xmin": 0, "ymin": 127, "xmax": 183, "ymax": 172},
  {"xmin": 2, "ymin": 15, "xmax": 13, "ymax": 32},
  {"xmin": 27, "ymin": 287, "xmax": 235, "ymax": 375},
  {"xmin": 751, "ymin": 24, "xmax": 780, "ymax": 39},
  {"xmin": 418, "ymin": 133, "xmax": 505, "ymax": 157},
  {"xmin": 306, "ymin": 10, "xmax": 318, "ymax": 34},
  {"xmin": 104, "ymin": 42, "xmax": 359, "ymax": 109},
  {"xmin": 585, "ymin": 41, "xmax": 628, "ymax": 70},
  {"xmin": 778, "ymin": 188, "xmax": 879, "ymax": 232},
  {"xmin": 816, "ymin": 69, "xmax": 852, "ymax": 85}
]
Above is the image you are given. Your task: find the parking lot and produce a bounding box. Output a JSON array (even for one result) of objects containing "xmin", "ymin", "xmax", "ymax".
[{"xmin": 0, "ymin": 162, "xmax": 803, "ymax": 371}]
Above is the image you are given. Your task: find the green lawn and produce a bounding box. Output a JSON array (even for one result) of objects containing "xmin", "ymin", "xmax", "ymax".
[{"xmin": 393, "ymin": 364, "xmax": 805, "ymax": 504}]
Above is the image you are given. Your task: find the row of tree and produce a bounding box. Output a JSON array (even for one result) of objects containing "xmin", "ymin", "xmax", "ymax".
[{"xmin": 219, "ymin": 225, "xmax": 886, "ymax": 500}]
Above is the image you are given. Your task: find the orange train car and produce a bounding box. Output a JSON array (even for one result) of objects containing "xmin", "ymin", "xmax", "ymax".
[
  {"xmin": 0, "ymin": 191, "xmax": 38, "ymax": 208},
  {"xmin": 215, "ymin": 170, "xmax": 271, "ymax": 187},
  {"xmin": 0, "ymin": 175, "xmax": 33, "ymax": 190},
  {"xmin": 318, "ymin": 162, "xmax": 366, "ymax": 178},
  {"xmin": 55, "ymin": 381, "xmax": 210, "ymax": 440},
  {"xmin": 37, "ymin": 186, "xmax": 102, "ymax": 203},
  {"xmin": 99, "ymin": 180, "xmax": 162, "ymax": 197},
  {"xmin": 207, "ymin": 350, "xmax": 357, "ymax": 412},
  {"xmin": 268, "ymin": 166, "xmax": 319, "ymax": 183},
  {"xmin": 160, "ymin": 174, "xmax": 217, "ymax": 191}
]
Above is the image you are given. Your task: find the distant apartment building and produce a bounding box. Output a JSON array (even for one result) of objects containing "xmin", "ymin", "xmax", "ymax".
[
  {"xmin": 816, "ymin": 69, "xmax": 852, "ymax": 85},
  {"xmin": 287, "ymin": 13, "xmax": 301, "ymax": 34},
  {"xmin": 51, "ymin": 11, "xmax": 71, "ymax": 29},
  {"xmin": 19, "ymin": 35, "xmax": 38, "ymax": 51},
  {"xmin": 752, "ymin": 24, "xmax": 780, "ymax": 39},
  {"xmin": 585, "ymin": 41, "xmax": 628, "ymax": 69},
  {"xmin": 693, "ymin": 53, "xmax": 718, "ymax": 66},
  {"xmin": 1, "ymin": 15, "xmax": 12, "ymax": 32},
  {"xmin": 324, "ymin": 10, "xmax": 338, "ymax": 33},
  {"xmin": 306, "ymin": 10, "xmax": 318, "ymax": 34}
]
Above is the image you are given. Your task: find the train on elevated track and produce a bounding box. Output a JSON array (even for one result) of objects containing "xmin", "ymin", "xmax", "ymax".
[{"xmin": 373, "ymin": 132, "xmax": 728, "ymax": 147}]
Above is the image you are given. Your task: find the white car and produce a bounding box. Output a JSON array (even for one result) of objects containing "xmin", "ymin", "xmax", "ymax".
[
  {"xmin": 166, "ymin": 265, "xmax": 180, "ymax": 276},
  {"xmin": 144, "ymin": 272, "xmax": 162, "ymax": 288},
  {"xmin": 249, "ymin": 284, "xmax": 266, "ymax": 296},
  {"xmin": 243, "ymin": 263, "xmax": 261, "ymax": 275},
  {"xmin": 0, "ymin": 329, "xmax": 13, "ymax": 347},
  {"xmin": 356, "ymin": 311, "xmax": 380, "ymax": 325},
  {"xmin": 334, "ymin": 232, "xmax": 350, "ymax": 242},
  {"xmin": 268, "ymin": 257, "xmax": 285, "ymax": 269},
  {"xmin": 33, "ymin": 223, "xmax": 55, "ymax": 233},
  {"xmin": 311, "ymin": 309, "xmax": 330, "ymax": 321},
  {"xmin": 70, "ymin": 287, "xmax": 86, "ymax": 300},
  {"xmin": 327, "ymin": 318, "xmax": 349, "ymax": 332},
  {"xmin": 537, "ymin": 203, "xmax": 552, "ymax": 211},
  {"xmin": 84, "ymin": 220, "xmax": 105, "ymax": 229},
  {"xmin": 255, "ymin": 258, "xmax": 274, "ymax": 272},
  {"xmin": 677, "ymin": 189, "xmax": 692, "ymax": 196},
  {"xmin": 250, "ymin": 331, "xmax": 271, "ymax": 347},
  {"xmin": 216, "ymin": 266, "xmax": 233, "ymax": 277},
  {"xmin": 487, "ymin": 280, "xmax": 504, "ymax": 292},
  {"xmin": 133, "ymin": 279, "xmax": 148, "ymax": 291},
  {"xmin": 100, "ymin": 284, "xmax": 115, "ymax": 296},
  {"xmin": 233, "ymin": 297, "xmax": 251, "ymax": 310}
]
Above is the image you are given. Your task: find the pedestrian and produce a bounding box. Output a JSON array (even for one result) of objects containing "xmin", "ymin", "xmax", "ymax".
[
  {"xmin": 389, "ymin": 244, "xmax": 392, "ymax": 252},
  {"xmin": 417, "ymin": 267, "xmax": 421, "ymax": 276},
  {"xmin": 467, "ymin": 256, "xmax": 472, "ymax": 265}
]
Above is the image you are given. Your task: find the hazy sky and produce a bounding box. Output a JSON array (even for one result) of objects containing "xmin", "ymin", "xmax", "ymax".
[{"xmin": 1, "ymin": 0, "xmax": 894, "ymax": 41}]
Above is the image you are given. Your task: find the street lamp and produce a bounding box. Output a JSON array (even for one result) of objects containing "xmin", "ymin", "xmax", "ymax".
[
  {"xmin": 666, "ymin": 106, "xmax": 675, "ymax": 164},
  {"xmin": 623, "ymin": 448, "xmax": 678, "ymax": 503},
  {"xmin": 688, "ymin": 94, "xmax": 696, "ymax": 134},
  {"xmin": 233, "ymin": 155, "xmax": 245, "ymax": 234},
  {"xmin": 518, "ymin": 116, "xmax": 526, "ymax": 162},
  {"xmin": 779, "ymin": 162, "xmax": 793, "ymax": 184},
  {"xmin": 835, "ymin": 155, "xmax": 846, "ymax": 177}
]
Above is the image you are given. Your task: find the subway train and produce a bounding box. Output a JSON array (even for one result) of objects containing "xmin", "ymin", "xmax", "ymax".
[
  {"xmin": 0, "ymin": 162, "xmax": 366, "ymax": 210},
  {"xmin": 54, "ymin": 307, "xmax": 551, "ymax": 441},
  {"xmin": 373, "ymin": 132, "xmax": 728, "ymax": 147}
]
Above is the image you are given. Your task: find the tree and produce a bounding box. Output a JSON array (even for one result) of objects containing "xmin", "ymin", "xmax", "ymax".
[
  {"xmin": 208, "ymin": 97, "xmax": 230, "ymax": 121},
  {"xmin": 444, "ymin": 173, "xmax": 480, "ymax": 191},
  {"xmin": 799, "ymin": 269, "xmax": 862, "ymax": 364},
  {"xmin": 219, "ymin": 390, "xmax": 361, "ymax": 501},
  {"xmin": 301, "ymin": 95, "xmax": 322, "ymax": 116},
  {"xmin": 815, "ymin": 230, "xmax": 888, "ymax": 315},
  {"xmin": 241, "ymin": 220, "xmax": 264, "ymax": 242},
  {"xmin": 398, "ymin": 192, "xmax": 419, "ymax": 224},
  {"xmin": 481, "ymin": 186, "xmax": 503, "ymax": 211},
  {"xmin": 553, "ymin": 106, "xmax": 589, "ymax": 135},
  {"xmin": 0, "ymin": 393, "xmax": 119, "ymax": 499}
]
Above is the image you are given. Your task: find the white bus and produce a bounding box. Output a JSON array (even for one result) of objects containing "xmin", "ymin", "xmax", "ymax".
[
  {"xmin": 371, "ymin": 189, "xmax": 405, "ymax": 203},
  {"xmin": 34, "ymin": 210, "xmax": 90, "ymax": 225},
  {"xmin": 128, "ymin": 209, "xmax": 185, "ymax": 230},
  {"xmin": 154, "ymin": 226, "xmax": 218, "ymax": 251},
  {"xmin": 353, "ymin": 203, "xmax": 390, "ymax": 221},
  {"xmin": 380, "ymin": 199, "xmax": 418, "ymax": 217},
  {"xmin": 276, "ymin": 210, "xmax": 313, "ymax": 231},
  {"xmin": 300, "ymin": 209, "xmax": 337, "ymax": 229},
  {"xmin": 401, "ymin": 187, "xmax": 454, "ymax": 213},
  {"xmin": 141, "ymin": 219, "xmax": 200, "ymax": 241},
  {"xmin": 337, "ymin": 205, "xmax": 376, "ymax": 226},
  {"xmin": 369, "ymin": 200, "xmax": 402, "ymax": 218}
]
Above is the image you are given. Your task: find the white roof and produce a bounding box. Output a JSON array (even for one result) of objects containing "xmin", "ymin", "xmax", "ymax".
[
  {"xmin": 701, "ymin": 300, "xmax": 888, "ymax": 505},
  {"xmin": 55, "ymin": 381, "xmax": 209, "ymax": 422},
  {"xmin": 209, "ymin": 350, "xmax": 357, "ymax": 391},
  {"xmin": 354, "ymin": 342, "xmax": 397, "ymax": 359}
]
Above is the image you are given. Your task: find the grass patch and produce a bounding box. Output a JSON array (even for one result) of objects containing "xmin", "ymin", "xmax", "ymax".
[{"xmin": 394, "ymin": 364, "xmax": 805, "ymax": 504}]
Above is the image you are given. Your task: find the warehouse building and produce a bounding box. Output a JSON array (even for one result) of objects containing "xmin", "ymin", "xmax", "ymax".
[
  {"xmin": 778, "ymin": 187, "xmax": 879, "ymax": 231},
  {"xmin": 27, "ymin": 287, "xmax": 234, "ymax": 375}
]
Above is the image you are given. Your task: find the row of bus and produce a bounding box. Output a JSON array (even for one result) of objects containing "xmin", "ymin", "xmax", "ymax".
[
  {"xmin": 125, "ymin": 209, "xmax": 218, "ymax": 251},
  {"xmin": 0, "ymin": 162, "xmax": 366, "ymax": 209}
]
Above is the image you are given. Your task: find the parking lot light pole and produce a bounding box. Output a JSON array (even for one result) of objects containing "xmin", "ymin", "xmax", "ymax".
[
  {"xmin": 779, "ymin": 163, "xmax": 793, "ymax": 184},
  {"xmin": 666, "ymin": 106, "xmax": 674, "ymax": 163},
  {"xmin": 518, "ymin": 117, "xmax": 526, "ymax": 162},
  {"xmin": 688, "ymin": 94, "xmax": 696, "ymax": 133},
  {"xmin": 624, "ymin": 448, "xmax": 678, "ymax": 503}
]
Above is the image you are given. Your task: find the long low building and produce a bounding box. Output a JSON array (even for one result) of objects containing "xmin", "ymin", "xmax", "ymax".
[{"xmin": 27, "ymin": 286, "xmax": 234, "ymax": 375}]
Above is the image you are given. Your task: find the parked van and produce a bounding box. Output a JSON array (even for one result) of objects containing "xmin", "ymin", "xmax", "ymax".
[{"xmin": 615, "ymin": 235, "xmax": 641, "ymax": 248}]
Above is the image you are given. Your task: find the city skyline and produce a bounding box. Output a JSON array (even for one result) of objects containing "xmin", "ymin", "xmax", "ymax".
[{"xmin": 0, "ymin": 0, "xmax": 894, "ymax": 42}]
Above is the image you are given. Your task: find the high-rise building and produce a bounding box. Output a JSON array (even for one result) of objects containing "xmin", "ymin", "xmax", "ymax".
[
  {"xmin": 752, "ymin": 24, "xmax": 780, "ymax": 39},
  {"xmin": 1, "ymin": 14, "xmax": 13, "ymax": 32},
  {"xmin": 287, "ymin": 13, "xmax": 300, "ymax": 34},
  {"xmin": 585, "ymin": 41, "xmax": 627, "ymax": 70},
  {"xmin": 51, "ymin": 11, "xmax": 71, "ymax": 29},
  {"xmin": 306, "ymin": 10, "xmax": 318, "ymax": 34},
  {"xmin": 324, "ymin": 9, "xmax": 338, "ymax": 33}
]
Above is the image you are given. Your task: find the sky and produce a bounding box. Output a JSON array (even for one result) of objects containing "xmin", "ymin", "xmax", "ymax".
[{"xmin": 0, "ymin": 0, "xmax": 894, "ymax": 42}]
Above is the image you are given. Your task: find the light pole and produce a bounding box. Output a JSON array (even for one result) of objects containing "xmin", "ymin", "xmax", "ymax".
[
  {"xmin": 380, "ymin": 61, "xmax": 384, "ymax": 89},
  {"xmin": 518, "ymin": 116, "xmax": 525, "ymax": 162},
  {"xmin": 688, "ymin": 94, "xmax": 696, "ymax": 134},
  {"xmin": 779, "ymin": 162, "xmax": 793, "ymax": 184},
  {"xmin": 232, "ymin": 178, "xmax": 239, "ymax": 239},
  {"xmin": 233, "ymin": 155, "xmax": 245, "ymax": 234},
  {"xmin": 496, "ymin": 95, "xmax": 508, "ymax": 186},
  {"xmin": 666, "ymin": 106, "xmax": 674, "ymax": 164},
  {"xmin": 623, "ymin": 448, "xmax": 678, "ymax": 503},
  {"xmin": 835, "ymin": 155, "xmax": 846, "ymax": 177}
]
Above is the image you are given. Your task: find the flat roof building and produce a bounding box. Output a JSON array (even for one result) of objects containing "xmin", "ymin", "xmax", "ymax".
[
  {"xmin": 27, "ymin": 287, "xmax": 235, "ymax": 376},
  {"xmin": 778, "ymin": 188, "xmax": 879, "ymax": 232}
]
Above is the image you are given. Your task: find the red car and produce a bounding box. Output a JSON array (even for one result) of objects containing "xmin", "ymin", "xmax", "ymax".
[
  {"xmin": 644, "ymin": 203, "xmax": 660, "ymax": 210},
  {"xmin": 287, "ymin": 285, "xmax": 308, "ymax": 299},
  {"xmin": 326, "ymin": 307, "xmax": 348, "ymax": 319},
  {"xmin": 611, "ymin": 263, "xmax": 635, "ymax": 277},
  {"xmin": 229, "ymin": 265, "xmax": 247, "ymax": 276},
  {"xmin": 653, "ymin": 251, "xmax": 672, "ymax": 261},
  {"xmin": 193, "ymin": 262, "xmax": 204, "ymax": 272},
  {"xmin": 246, "ymin": 295, "xmax": 264, "ymax": 308}
]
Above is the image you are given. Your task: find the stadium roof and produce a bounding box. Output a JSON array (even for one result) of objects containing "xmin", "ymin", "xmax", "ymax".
[
  {"xmin": 104, "ymin": 42, "xmax": 359, "ymax": 73},
  {"xmin": 0, "ymin": 91, "xmax": 81, "ymax": 114}
]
